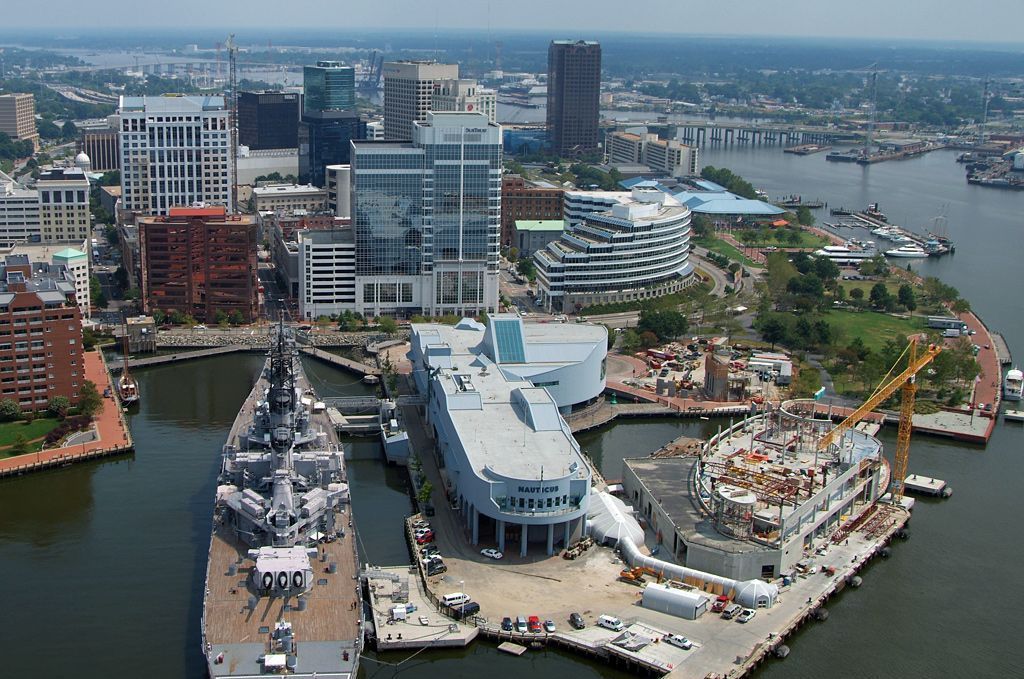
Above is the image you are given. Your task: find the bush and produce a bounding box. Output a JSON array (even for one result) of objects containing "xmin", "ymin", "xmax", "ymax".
[{"xmin": 43, "ymin": 415, "xmax": 92, "ymax": 447}]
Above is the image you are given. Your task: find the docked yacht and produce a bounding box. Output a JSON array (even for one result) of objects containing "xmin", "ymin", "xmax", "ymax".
[
  {"xmin": 885, "ymin": 244, "xmax": 929, "ymax": 258},
  {"xmin": 1005, "ymin": 368, "xmax": 1023, "ymax": 402},
  {"xmin": 814, "ymin": 245, "xmax": 876, "ymax": 265}
]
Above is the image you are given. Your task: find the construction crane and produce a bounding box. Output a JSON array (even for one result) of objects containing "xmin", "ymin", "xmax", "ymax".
[
  {"xmin": 817, "ymin": 337, "xmax": 942, "ymax": 502},
  {"xmin": 225, "ymin": 33, "xmax": 239, "ymax": 213}
]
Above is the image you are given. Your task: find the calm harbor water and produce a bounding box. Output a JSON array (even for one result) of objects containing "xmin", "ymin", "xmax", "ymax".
[{"xmin": 0, "ymin": 146, "xmax": 1020, "ymax": 678}]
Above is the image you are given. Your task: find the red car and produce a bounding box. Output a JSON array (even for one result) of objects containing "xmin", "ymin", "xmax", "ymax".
[
  {"xmin": 527, "ymin": 615, "xmax": 541, "ymax": 633},
  {"xmin": 711, "ymin": 595, "xmax": 730, "ymax": 613},
  {"xmin": 415, "ymin": 531, "xmax": 435, "ymax": 544}
]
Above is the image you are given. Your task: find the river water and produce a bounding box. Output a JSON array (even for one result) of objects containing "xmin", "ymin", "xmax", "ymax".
[{"xmin": 1, "ymin": 145, "xmax": 1020, "ymax": 678}]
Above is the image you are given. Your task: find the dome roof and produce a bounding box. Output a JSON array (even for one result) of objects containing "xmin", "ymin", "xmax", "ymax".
[{"xmin": 74, "ymin": 152, "xmax": 91, "ymax": 167}]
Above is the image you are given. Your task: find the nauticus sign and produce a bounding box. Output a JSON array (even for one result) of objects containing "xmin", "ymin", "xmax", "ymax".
[{"xmin": 518, "ymin": 485, "xmax": 561, "ymax": 494}]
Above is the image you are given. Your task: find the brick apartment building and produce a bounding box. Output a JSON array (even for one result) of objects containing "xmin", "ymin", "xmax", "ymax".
[
  {"xmin": 139, "ymin": 206, "xmax": 258, "ymax": 322},
  {"xmin": 500, "ymin": 175, "xmax": 564, "ymax": 248},
  {"xmin": 0, "ymin": 256, "xmax": 83, "ymax": 412}
]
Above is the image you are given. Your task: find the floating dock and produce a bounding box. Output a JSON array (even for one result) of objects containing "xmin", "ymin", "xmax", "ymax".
[
  {"xmin": 497, "ymin": 641, "xmax": 528, "ymax": 656},
  {"xmin": 903, "ymin": 475, "xmax": 952, "ymax": 498},
  {"xmin": 1004, "ymin": 410, "xmax": 1024, "ymax": 422}
]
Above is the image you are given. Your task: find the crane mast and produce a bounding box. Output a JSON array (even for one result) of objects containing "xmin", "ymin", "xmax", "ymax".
[{"xmin": 817, "ymin": 337, "xmax": 941, "ymax": 503}]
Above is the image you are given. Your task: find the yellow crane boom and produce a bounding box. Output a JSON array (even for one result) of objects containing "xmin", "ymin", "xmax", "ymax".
[{"xmin": 818, "ymin": 338, "xmax": 942, "ymax": 501}]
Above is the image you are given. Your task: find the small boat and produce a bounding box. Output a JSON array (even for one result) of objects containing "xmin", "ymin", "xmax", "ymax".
[
  {"xmin": 117, "ymin": 327, "xmax": 140, "ymax": 405},
  {"xmin": 885, "ymin": 244, "xmax": 929, "ymax": 258},
  {"xmin": 1004, "ymin": 368, "xmax": 1023, "ymax": 402}
]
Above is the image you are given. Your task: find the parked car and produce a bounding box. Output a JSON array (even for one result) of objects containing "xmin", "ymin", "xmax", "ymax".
[
  {"xmin": 415, "ymin": 531, "xmax": 435, "ymax": 544},
  {"xmin": 501, "ymin": 617, "xmax": 514, "ymax": 632},
  {"xmin": 425, "ymin": 560, "xmax": 447, "ymax": 576},
  {"xmin": 711, "ymin": 595, "xmax": 730, "ymax": 613},
  {"xmin": 515, "ymin": 616, "xmax": 528, "ymax": 633},
  {"xmin": 480, "ymin": 548, "xmax": 503, "ymax": 560},
  {"xmin": 665, "ymin": 635, "xmax": 692, "ymax": 650},
  {"xmin": 528, "ymin": 616, "xmax": 542, "ymax": 633},
  {"xmin": 597, "ymin": 615, "xmax": 624, "ymax": 631},
  {"xmin": 543, "ymin": 620, "xmax": 556, "ymax": 633},
  {"xmin": 737, "ymin": 608, "xmax": 756, "ymax": 623},
  {"xmin": 721, "ymin": 603, "xmax": 743, "ymax": 620},
  {"xmin": 569, "ymin": 612, "xmax": 585, "ymax": 629},
  {"xmin": 420, "ymin": 545, "xmax": 440, "ymax": 558}
]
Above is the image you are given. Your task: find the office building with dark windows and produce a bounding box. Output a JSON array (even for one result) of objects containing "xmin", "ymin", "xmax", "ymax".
[
  {"xmin": 350, "ymin": 111, "xmax": 501, "ymax": 317},
  {"xmin": 299, "ymin": 62, "xmax": 364, "ymax": 188},
  {"xmin": 238, "ymin": 91, "xmax": 300, "ymax": 151},
  {"xmin": 546, "ymin": 40, "xmax": 602, "ymax": 157}
]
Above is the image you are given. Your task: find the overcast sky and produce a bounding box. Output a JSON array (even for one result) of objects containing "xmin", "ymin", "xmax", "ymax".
[{"xmin": 6, "ymin": 0, "xmax": 1024, "ymax": 44}]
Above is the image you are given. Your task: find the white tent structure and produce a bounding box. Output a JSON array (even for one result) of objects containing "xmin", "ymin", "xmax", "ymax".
[{"xmin": 586, "ymin": 490, "xmax": 779, "ymax": 609}]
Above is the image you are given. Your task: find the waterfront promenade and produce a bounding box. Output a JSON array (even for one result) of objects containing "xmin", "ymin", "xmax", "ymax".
[{"xmin": 0, "ymin": 349, "xmax": 133, "ymax": 477}]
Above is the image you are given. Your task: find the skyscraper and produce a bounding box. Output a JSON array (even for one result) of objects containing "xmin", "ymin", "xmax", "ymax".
[
  {"xmin": 0, "ymin": 93, "xmax": 39, "ymax": 148},
  {"xmin": 546, "ymin": 40, "xmax": 602, "ymax": 157},
  {"xmin": 351, "ymin": 111, "xmax": 501, "ymax": 317},
  {"xmin": 299, "ymin": 62, "xmax": 363, "ymax": 187},
  {"xmin": 238, "ymin": 91, "xmax": 300, "ymax": 150},
  {"xmin": 302, "ymin": 62, "xmax": 355, "ymax": 115},
  {"xmin": 117, "ymin": 96, "xmax": 233, "ymax": 215},
  {"xmin": 382, "ymin": 61, "xmax": 459, "ymax": 141}
]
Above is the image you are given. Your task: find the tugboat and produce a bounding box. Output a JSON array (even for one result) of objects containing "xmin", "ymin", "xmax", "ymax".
[
  {"xmin": 116, "ymin": 328, "xmax": 140, "ymax": 405},
  {"xmin": 201, "ymin": 319, "xmax": 361, "ymax": 678}
]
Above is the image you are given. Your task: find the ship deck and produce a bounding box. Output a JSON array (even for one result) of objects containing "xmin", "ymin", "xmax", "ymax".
[{"xmin": 202, "ymin": 347, "xmax": 363, "ymax": 678}]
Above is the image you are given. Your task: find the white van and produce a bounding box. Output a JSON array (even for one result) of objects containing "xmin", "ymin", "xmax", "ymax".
[
  {"xmin": 597, "ymin": 614, "xmax": 624, "ymax": 631},
  {"xmin": 441, "ymin": 592, "xmax": 470, "ymax": 608}
]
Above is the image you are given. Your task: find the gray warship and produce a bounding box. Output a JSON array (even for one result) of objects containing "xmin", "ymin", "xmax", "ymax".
[{"xmin": 201, "ymin": 322, "xmax": 361, "ymax": 677}]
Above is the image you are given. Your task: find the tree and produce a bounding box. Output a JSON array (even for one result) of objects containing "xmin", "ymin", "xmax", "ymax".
[
  {"xmin": 638, "ymin": 309, "xmax": 688, "ymax": 341},
  {"xmin": 77, "ymin": 380, "xmax": 103, "ymax": 418},
  {"xmin": 9, "ymin": 434, "xmax": 29, "ymax": 457},
  {"xmin": 48, "ymin": 396, "xmax": 71, "ymax": 419},
  {"xmin": 82, "ymin": 326, "xmax": 97, "ymax": 350},
  {"xmin": 638, "ymin": 331, "xmax": 660, "ymax": 349},
  {"xmin": 795, "ymin": 205, "xmax": 815, "ymax": 226},
  {"xmin": 951, "ymin": 298, "xmax": 971, "ymax": 314},
  {"xmin": 214, "ymin": 309, "xmax": 229, "ymax": 326},
  {"xmin": 99, "ymin": 170, "xmax": 120, "ymax": 186},
  {"xmin": 37, "ymin": 119, "xmax": 62, "ymax": 139},
  {"xmin": 378, "ymin": 317, "xmax": 398, "ymax": 334},
  {"xmin": 898, "ymin": 284, "xmax": 917, "ymax": 312},
  {"xmin": 760, "ymin": 316, "xmax": 787, "ymax": 350},
  {"xmin": 691, "ymin": 214, "xmax": 713, "ymax": 238},
  {"xmin": 417, "ymin": 480, "xmax": 434, "ymax": 507},
  {"xmin": 227, "ymin": 310, "xmax": 244, "ymax": 325},
  {"xmin": 869, "ymin": 283, "xmax": 892, "ymax": 310},
  {"xmin": 849, "ymin": 287, "xmax": 865, "ymax": 301},
  {"xmin": 620, "ymin": 329, "xmax": 642, "ymax": 354},
  {"xmin": 61, "ymin": 120, "xmax": 78, "ymax": 140},
  {"xmin": 0, "ymin": 398, "xmax": 22, "ymax": 421},
  {"xmin": 114, "ymin": 266, "xmax": 130, "ymax": 290}
]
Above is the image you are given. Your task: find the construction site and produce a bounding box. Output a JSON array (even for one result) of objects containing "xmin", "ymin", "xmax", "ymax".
[{"xmin": 384, "ymin": 337, "xmax": 945, "ymax": 676}]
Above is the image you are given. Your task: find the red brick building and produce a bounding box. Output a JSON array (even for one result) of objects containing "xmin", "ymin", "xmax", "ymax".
[
  {"xmin": 139, "ymin": 206, "xmax": 258, "ymax": 322},
  {"xmin": 0, "ymin": 255, "xmax": 83, "ymax": 412},
  {"xmin": 500, "ymin": 175, "xmax": 563, "ymax": 248}
]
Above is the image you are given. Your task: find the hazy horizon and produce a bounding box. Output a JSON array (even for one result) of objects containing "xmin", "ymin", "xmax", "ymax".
[{"xmin": 3, "ymin": 0, "xmax": 1024, "ymax": 44}]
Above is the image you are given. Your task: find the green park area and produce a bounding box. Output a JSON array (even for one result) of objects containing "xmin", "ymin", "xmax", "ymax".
[
  {"xmin": 824, "ymin": 310, "xmax": 926, "ymax": 353},
  {"xmin": 694, "ymin": 235, "xmax": 757, "ymax": 267},
  {"xmin": 0, "ymin": 418, "xmax": 61, "ymax": 458}
]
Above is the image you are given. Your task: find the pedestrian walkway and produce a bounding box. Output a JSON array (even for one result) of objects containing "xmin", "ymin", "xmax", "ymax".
[{"xmin": 0, "ymin": 350, "xmax": 133, "ymax": 477}]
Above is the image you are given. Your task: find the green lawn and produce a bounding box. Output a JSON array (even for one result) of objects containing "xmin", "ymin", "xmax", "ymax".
[
  {"xmin": 736, "ymin": 230, "xmax": 830, "ymax": 249},
  {"xmin": 695, "ymin": 236, "xmax": 758, "ymax": 267},
  {"xmin": 826, "ymin": 309, "xmax": 926, "ymax": 352},
  {"xmin": 0, "ymin": 417, "xmax": 60, "ymax": 447}
]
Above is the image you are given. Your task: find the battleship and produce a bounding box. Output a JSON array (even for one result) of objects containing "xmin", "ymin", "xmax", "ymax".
[{"xmin": 201, "ymin": 321, "xmax": 362, "ymax": 677}]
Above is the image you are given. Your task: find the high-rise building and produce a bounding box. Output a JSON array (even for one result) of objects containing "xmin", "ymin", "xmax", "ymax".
[
  {"xmin": 297, "ymin": 111, "xmax": 365, "ymax": 187},
  {"xmin": 0, "ymin": 170, "xmax": 41, "ymax": 246},
  {"xmin": 138, "ymin": 206, "xmax": 257, "ymax": 322},
  {"xmin": 117, "ymin": 96, "xmax": 233, "ymax": 215},
  {"xmin": 238, "ymin": 91, "xmax": 300, "ymax": 150},
  {"xmin": 36, "ymin": 167, "xmax": 91, "ymax": 243},
  {"xmin": 299, "ymin": 63, "xmax": 363, "ymax": 188},
  {"xmin": 432, "ymin": 79, "xmax": 497, "ymax": 124},
  {"xmin": 0, "ymin": 255, "xmax": 83, "ymax": 412},
  {"xmin": 546, "ymin": 40, "xmax": 602, "ymax": 157},
  {"xmin": 351, "ymin": 111, "xmax": 502, "ymax": 317},
  {"xmin": 324, "ymin": 165, "xmax": 351, "ymax": 219},
  {"xmin": 0, "ymin": 94, "xmax": 39, "ymax": 148},
  {"xmin": 302, "ymin": 62, "xmax": 355, "ymax": 114},
  {"xmin": 382, "ymin": 61, "xmax": 459, "ymax": 141},
  {"xmin": 500, "ymin": 175, "xmax": 564, "ymax": 247},
  {"xmin": 4, "ymin": 242, "xmax": 91, "ymax": 318}
]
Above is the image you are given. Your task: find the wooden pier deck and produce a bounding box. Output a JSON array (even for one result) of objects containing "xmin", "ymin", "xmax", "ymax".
[
  {"xmin": 110, "ymin": 345, "xmax": 250, "ymax": 372},
  {"xmin": 300, "ymin": 347, "xmax": 381, "ymax": 377}
]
